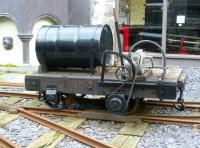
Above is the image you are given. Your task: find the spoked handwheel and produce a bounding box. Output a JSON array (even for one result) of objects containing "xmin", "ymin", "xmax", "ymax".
[{"xmin": 115, "ymin": 66, "xmax": 131, "ymax": 81}]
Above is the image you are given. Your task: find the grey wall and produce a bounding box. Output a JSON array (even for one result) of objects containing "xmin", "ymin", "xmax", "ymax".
[
  {"xmin": 0, "ymin": 0, "xmax": 91, "ymax": 33},
  {"xmin": 0, "ymin": 0, "xmax": 91, "ymax": 63}
]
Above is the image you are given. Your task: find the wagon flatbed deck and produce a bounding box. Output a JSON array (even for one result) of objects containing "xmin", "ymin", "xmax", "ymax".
[{"xmin": 25, "ymin": 68, "xmax": 186, "ymax": 100}]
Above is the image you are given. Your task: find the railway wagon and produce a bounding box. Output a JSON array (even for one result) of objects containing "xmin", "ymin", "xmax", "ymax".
[{"xmin": 25, "ymin": 24, "xmax": 186, "ymax": 114}]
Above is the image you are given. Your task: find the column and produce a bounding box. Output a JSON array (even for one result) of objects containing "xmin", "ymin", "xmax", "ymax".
[
  {"xmin": 18, "ymin": 34, "xmax": 33, "ymax": 64},
  {"xmin": 162, "ymin": 0, "xmax": 168, "ymax": 54}
]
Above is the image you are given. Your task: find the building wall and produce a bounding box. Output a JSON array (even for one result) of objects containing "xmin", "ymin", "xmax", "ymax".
[
  {"xmin": 129, "ymin": 0, "xmax": 145, "ymax": 25},
  {"xmin": 0, "ymin": 17, "xmax": 22, "ymax": 65},
  {"xmin": 91, "ymin": 0, "xmax": 115, "ymax": 31},
  {"xmin": 91, "ymin": 0, "xmax": 116, "ymax": 53},
  {"xmin": 0, "ymin": 0, "xmax": 91, "ymax": 65}
]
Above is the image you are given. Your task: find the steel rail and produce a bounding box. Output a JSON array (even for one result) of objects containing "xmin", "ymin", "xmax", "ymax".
[
  {"xmin": 25, "ymin": 106, "xmax": 200, "ymax": 119},
  {"xmin": 142, "ymin": 117, "xmax": 200, "ymax": 125},
  {"xmin": 78, "ymin": 112, "xmax": 200, "ymax": 125},
  {"xmin": 145, "ymin": 101, "xmax": 200, "ymax": 109},
  {"xmin": 21, "ymin": 106, "xmax": 200, "ymax": 125},
  {"xmin": 23, "ymin": 106, "xmax": 82, "ymax": 116},
  {"xmin": 22, "ymin": 106, "xmax": 140, "ymax": 123},
  {"xmin": 0, "ymin": 134, "xmax": 19, "ymax": 148},
  {"xmin": 0, "ymin": 90, "xmax": 199, "ymax": 107},
  {"xmin": 0, "ymin": 91, "xmax": 37, "ymax": 98},
  {"xmin": 16, "ymin": 107, "xmax": 114, "ymax": 148},
  {"xmin": 146, "ymin": 99, "xmax": 200, "ymax": 104},
  {"xmin": 0, "ymin": 82, "xmax": 24, "ymax": 87}
]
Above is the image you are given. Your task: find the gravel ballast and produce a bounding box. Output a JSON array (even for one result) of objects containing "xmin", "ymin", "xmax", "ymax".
[
  {"xmin": 137, "ymin": 124, "xmax": 200, "ymax": 148},
  {"xmin": 137, "ymin": 66, "xmax": 200, "ymax": 148},
  {"xmin": 0, "ymin": 116, "xmax": 49, "ymax": 147},
  {"xmin": 56, "ymin": 137, "xmax": 91, "ymax": 148},
  {"xmin": 78, "ymin": 120, "xmax": 124, "ymax": 143},
  {"xmin": 182, "ymin": 67, "xmax": 200, "ymax": 101}
]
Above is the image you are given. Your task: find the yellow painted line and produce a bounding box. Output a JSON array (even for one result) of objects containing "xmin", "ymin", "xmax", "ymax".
[{"xmin": 27, "ymin": 116, "xmax": 86, "ymax": 148}]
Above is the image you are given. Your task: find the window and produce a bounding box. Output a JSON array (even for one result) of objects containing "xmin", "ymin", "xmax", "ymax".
[{"xmin": 119, "ymin": 0, "xmax": 200, "ymax": 55}]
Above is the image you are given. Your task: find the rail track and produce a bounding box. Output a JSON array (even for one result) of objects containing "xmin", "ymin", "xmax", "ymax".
[
  {"xmin": 0, "ymin": 82, "xmax": 200, "ymax": 147},
  {"xmin": 0, "ymin": 82, "xmax": 24, "ymax": 88},
  {"xmin": 0, "ymin": 134, "xmax": 19, "ymax": 148},
  {"xmin": 1, "ymin": 101, "xmax": 200, "ymax": 125},
  {"xmin": 0, "ymin": 107, "xmax": 114, "ymax": 148},
  {"xmin": 16, "ymin": 107, "xmax": 114, "ymax": 148},
  {"xmin": 0, "ymin": 89, "xmax": 199, "ymax": 110},
  {"xmin": 0, "ymin": 91, "xmax": 37, "ymax": 98},
  {"xmin": 145, "ymin": 99, "xmax": 200, "ymax": 109},
  {"xmin": 20, "ymin": 106, "xmax": 200, "ymax": 125},
  {"xmin": 0, "ymin": 86, "xmax": 199, "ymax": 125}
]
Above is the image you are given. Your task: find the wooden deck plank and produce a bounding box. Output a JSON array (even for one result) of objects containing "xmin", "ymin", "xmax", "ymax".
[
  {"xmin": 112, "ymin": 135, "xmax": 128, "ymax": 147},
  {"xmin": 112, "ymin": 135, "xmax": 140, "ymax": 148},
  {"xmin": 119, "ymin": 122, "xmax": 148, "ymax": 136},
  {"xmin": 120, "ymin": 136, "xmax": 140, "ymax": 148},
  {"xmin": 0, "ymin": 111, "xmax": 19, "ymax": 126},
  {"xmin": 2, "ymin": 97, "xmax": 22, "ymax": 105}
]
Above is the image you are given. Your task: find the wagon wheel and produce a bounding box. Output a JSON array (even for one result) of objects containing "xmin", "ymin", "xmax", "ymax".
[{"xmin": 115, "ymin": 67, "xmax": 131, "ymax": 81}]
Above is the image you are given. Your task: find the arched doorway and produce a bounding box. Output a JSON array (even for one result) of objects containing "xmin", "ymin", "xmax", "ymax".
[
  {"xmin": 29, "ymin": 17, "xmax": 58, "ymax": 66},
  {"xmin": 0, "ymin": 16, "xmax": 22, "ymax": 65}
]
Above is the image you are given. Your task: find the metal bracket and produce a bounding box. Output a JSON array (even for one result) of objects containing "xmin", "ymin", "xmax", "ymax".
[
  {"xmin": 38, "ymin": 85, "xmax": 66, "ymax": 109},
  {"xmin": 174, "ymin": 87, "xmax": 185, "ymax": 111},
  {"xmin": 156, "ymin": 68, "xmax": 166, "ymax": 100}
]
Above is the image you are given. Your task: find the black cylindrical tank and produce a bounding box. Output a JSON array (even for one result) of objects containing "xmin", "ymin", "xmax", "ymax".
[{"xmin": 36, "ymin": 24, "xmax": 113, "ymax": 70}]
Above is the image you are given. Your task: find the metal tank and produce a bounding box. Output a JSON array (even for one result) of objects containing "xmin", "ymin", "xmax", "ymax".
[{"xmin": 36, "ymin": 24, "xmax": 113, "ymax": 71}]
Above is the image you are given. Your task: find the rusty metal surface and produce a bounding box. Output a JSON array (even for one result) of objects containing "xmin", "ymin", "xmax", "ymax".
[
  {"xmin": 0, "ymin": 91, "xmax": 37, "ymax": 98},
  {"xmin": 25, "ymin": 68, "xmax": 186, "ymax": 100},
  {"xmin": 26, "ymin": 68, "xmax": 182, "ymax": 81},
  {"xmin": 146, "ymin": 101, "xmax": 200, "ymax": 109},
  {"xmin": 0, "ymin": 82, "xmax": 24, "ymax": 87},
  {"xmin": 21, "ymin": 106, "xmax": 200, "ymax": 125},
  {"xmin": 0, "ymin": 134, "xmax": 19, "ymax": 148},
  {"xmin": 17, "ymin": 107, "xmax": 115, "ymax": 148}
]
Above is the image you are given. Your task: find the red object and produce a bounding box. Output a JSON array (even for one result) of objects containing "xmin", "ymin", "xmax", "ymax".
[
  {"xmin": 177, "ymin": 37, "xmax": 189, "ymax": 54},
  {"xmin": 119, "ymin": 24, "xmax": 129, "ymax": 52}
]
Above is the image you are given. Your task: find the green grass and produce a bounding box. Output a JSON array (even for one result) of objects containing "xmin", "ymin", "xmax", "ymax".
[{"xmin": 0, "ymin": 63, "xmax": 18, "ymax": 67}]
